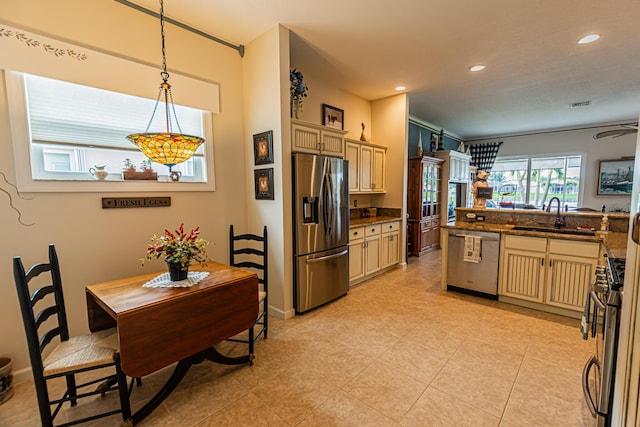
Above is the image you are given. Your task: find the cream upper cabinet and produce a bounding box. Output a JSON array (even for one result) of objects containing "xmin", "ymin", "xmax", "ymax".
[
  {"xmin": 291, "ymin": 119, "xmax": 347, "ymax": 157},
  {"xmin": 434, "ymin": 150, "xmax": 471, "ymax": 182},
  {"xmin": 345, "ymin": 138, "xmax": 386, "ymax": 193},
  {"xmin": 499, "ymin": 234, "xmax": 601, "ymax": 312},
  {"xmin": 345, "ymin": 141, "xmax": 360, "ymax": 192}
]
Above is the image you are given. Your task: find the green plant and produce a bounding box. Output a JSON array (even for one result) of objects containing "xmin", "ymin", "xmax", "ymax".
[
  {"xmin": 123, "ymin": 158, "xmax": 136, "ymax": 170},
  {"xmin": 140, "ymin": 159, "xmax": 154, "ymax": 171},
  {"xmin": 142, "ymin": 223, "xmax": 209, "ymax": 269}
]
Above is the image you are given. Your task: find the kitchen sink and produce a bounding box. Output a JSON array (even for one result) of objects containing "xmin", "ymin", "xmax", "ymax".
[{"xmin": 512, "ymin": 225, "xmax": 596, "ymax": 236}]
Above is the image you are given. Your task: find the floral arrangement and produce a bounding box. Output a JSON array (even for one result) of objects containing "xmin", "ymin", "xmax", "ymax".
[
  {"xmin": 290, "ymin": 68, "xmax": 308, "ymax": 107},
  {"xmin": 143, "ymin": 223, "xmax": 209, "ymax": 269}
]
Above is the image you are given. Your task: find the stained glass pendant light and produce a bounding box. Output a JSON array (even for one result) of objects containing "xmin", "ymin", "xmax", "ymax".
[{"xmin": 126, "ymin": 0, "xmax": 204, "ymax": 173}]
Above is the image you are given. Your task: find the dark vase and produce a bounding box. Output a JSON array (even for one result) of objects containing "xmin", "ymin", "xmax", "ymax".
[{"xmin": 167, "ymin": 261, "xmax": 188, "ymax": 281}]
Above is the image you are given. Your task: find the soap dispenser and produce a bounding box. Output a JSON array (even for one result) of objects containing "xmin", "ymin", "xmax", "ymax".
[{"xmin": 600, "ymin": 214, "xmax": 609, "ymax": 232}]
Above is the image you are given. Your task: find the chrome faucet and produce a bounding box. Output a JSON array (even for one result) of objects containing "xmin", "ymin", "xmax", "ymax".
[{"xmin": 546, "ymin": 197, "xmax": 566, "ymax": 228}]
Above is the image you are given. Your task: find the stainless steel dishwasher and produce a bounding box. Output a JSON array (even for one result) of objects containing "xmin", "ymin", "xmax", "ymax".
[{"xmin": 446, "ymin": 230, "xmax": 500, "ymax": 297}]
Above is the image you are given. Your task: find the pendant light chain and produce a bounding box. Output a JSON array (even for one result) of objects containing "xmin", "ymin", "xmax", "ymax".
[
  {"xmin": 160, "ymin": 0, "xmax": 169, "ymax": 83},
  {"xmin": 125, "ymin": 0, "xmax": 205, "ymax": 172}
]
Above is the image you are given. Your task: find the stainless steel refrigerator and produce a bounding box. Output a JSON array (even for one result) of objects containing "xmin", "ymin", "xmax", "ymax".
[{"xmin": 292, "ymin": 153, "xmax": 349, "ymax": 313}]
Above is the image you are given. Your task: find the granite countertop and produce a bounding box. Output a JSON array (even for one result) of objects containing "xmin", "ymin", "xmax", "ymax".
[
  {"xmin": 443, "ymin": 222, "xmax": 628, "ymax": 259},
  {"xmin": 350, "ymin": 216, "xmax": 402, "ymax": 227}
]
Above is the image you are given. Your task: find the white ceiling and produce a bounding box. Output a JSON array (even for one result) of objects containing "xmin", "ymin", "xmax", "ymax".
[{"xmin": 125, "ymin": 0, "xmax": 640, "ymax": 140}]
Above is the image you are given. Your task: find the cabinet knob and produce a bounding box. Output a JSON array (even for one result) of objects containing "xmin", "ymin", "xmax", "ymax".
[{"xmin": 371, "ymin": 228, "xmax": 375, "ymax": 232}]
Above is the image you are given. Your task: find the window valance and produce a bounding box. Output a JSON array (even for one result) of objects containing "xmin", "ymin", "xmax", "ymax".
[{"xmin": 0, "ymin": 22, "xmax": 219, "ymax": 113}]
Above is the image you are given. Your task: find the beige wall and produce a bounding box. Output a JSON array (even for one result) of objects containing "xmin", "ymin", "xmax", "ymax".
[
  {"xmin": 468, "ymin": 127, "xmax": 637, "ymax": 212},
  {"xmin": 242, "ymin": 25, "xmax": 294, "ymax": 318},
  {"xmin": 372, "ymin": 94, "xmax": 410, "ymax": 262},
  {"xmin": 290, "ymin": 67, "xmax": 372, "ymax": 141},
  {"xmin": 1, "ymin": 0, "xmax": 249, "ymax": 377}
]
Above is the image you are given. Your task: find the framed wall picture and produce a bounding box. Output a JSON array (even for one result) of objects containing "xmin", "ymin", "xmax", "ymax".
[
  {"xmin": 597, "ymin": 158, "xmax": 635, "ymax": 195},
  {"xmin": 322, "ymin": 104, "xmax": 344, "ymax": 129},
  {"xmin": 254, "ymin": 168, "xmax": 274, "ymax": 200},
  {"xmin": 253, "ymin": 131, "xmax": 274, "ymax": 165}
]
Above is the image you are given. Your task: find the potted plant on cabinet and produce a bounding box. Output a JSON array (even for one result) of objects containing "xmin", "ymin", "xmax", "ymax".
[{"xmin": 122, "ymin": 158, "xmax": 158, "ymax": 180}]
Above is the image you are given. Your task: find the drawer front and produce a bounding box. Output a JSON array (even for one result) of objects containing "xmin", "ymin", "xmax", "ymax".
[
  {"xmin": 350, "ymin": 226, "xmax": 365, "ymax": 241},
  {"xmin": 381, "ymin": 221, "xmax": 400, "ymax": 233},
  {"xmin": 549, "ymin": 239, "xmax": 600, "ymax": 258},
  {"xmin": 504, "ymin": 235, "xmax": 546, "ymax": 252},
  {"xmin": 365, "ymin": 224, "xmax": 381, "ymax": 236}
]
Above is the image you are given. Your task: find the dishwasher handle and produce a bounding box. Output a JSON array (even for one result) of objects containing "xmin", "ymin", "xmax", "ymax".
[{"xmin": 453, "ymin": 233, "xmax": 500, "ymax": 242}]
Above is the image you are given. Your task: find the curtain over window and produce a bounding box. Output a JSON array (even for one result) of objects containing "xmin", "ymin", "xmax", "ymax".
[{"xmin": 469, "ymin": 142, "xmax": 503, "ymax": 173}]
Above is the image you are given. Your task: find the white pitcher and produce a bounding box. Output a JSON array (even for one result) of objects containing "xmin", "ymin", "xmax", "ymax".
[{"xmin": 89, "ymin": 165, "xmax": 108, "ymax": 180}]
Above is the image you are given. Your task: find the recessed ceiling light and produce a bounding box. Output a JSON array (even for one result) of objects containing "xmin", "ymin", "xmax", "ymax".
[
  {"xmin": 578, "ymin": 34, "xmax": 600, "ymax": 44},
  {"xmin": 395, "ymin": 85, "xmax": 406, "ymax": 91},
  {"xmin": 469, "ymin": 65, "xmax": 486, "ymax": 72}
]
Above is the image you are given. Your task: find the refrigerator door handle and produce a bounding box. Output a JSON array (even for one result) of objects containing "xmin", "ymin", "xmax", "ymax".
[
  {"xmin": 305, "ymin": 249, "xmax": 348, "ymax": 264},
  {"xmin": 632, "ymin": 212, "xmax": 640, "ymax": 244}
]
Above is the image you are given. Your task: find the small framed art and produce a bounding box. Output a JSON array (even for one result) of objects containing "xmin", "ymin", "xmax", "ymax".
[
  {"xmin": 322, "ymin": 104, "xmax": 344, "ymax": 129},
  {"xmin": 254, "ymin": 168, "xmax": 274, "ymax": 200},
  {"xmin": 253, "ymin": 131, "xmax": 274, "ymax": 165},
  {"xmin": 597, "ymin": 158, "xmax": 634, "ymax": 195}
]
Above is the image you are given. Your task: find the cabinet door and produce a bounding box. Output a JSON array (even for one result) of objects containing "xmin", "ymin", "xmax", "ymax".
[
  {"xmin": 380, "ymin": 233, "xmax": 391, "ymax": 269},
  {"xmin": 372, "ymin": 147, "xmax": 386, "ymax": 192},
  {"xmin": 349, "ymin": 240, "xmax": 365, "ymax": 282},
  {"xmin": 420, "ymin": 221, "xmax": 431, "ymax": 252},
  {"xmin": 388, "ymin": 231, "xmax": 400, "ymax": 265},
  {"xmin": 500, "ymin": 248, "xmax": 546, "ymax": 303},
  {"xmin": 292, "ymin": 123, "xmax": 320, "ymax": 153},
  {"xmin": 545, "ymin": 254, "xmax": 598, "ymax": 311},
  {"xmin": 364, "ymin": 235, "xmax": 381, "ymax": 275},
  {"xmin": 320, "ymin": 129, "xmax": 345, "ymax": 157},
  {"xmin": 345, "ymin": 142, "xmax": 360, "ymax": 192},
  {"xmin": 360, "ymin": 145, "xmax": 374, "ymax": 192}
]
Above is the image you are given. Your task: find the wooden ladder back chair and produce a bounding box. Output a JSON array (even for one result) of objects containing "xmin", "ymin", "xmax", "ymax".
[
  {"xmin": 228, "ymin": 225, "xmax": 268, "ymax": 356},
  {"xmin": 13, "ymin": 244, "xmax": 133, "ymax": 427}
]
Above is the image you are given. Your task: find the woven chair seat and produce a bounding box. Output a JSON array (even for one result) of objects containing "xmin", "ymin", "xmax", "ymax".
[
  {"xmin": 259, "ymin": 291, "xmax": 266, "ymax": 302},
  {"xmin": 43, "ymin": 328, "xmax": 118, "ymax": 376}
]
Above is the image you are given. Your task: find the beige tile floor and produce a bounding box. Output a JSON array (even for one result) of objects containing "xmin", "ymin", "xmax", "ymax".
[{"xmin": 0, "ymin": 250, "xmax": 596, "ymax": 426}]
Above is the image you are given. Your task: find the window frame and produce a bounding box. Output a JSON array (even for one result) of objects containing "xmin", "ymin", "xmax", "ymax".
[
  {"xmin": 5, "ymin": 70, "xmax": 215, "ymax": 193},
  {"xmin": 490, "ymin": 153, "xmax": 586, "ymax": 208}
]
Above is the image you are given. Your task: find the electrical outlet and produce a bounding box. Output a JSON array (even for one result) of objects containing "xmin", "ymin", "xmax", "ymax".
[
  {"xmin": 476, "ymin": 215, "xmax": 485, "ymax": 222},
  {"xmin": 354, "ymin": 199, "xmax": 358, "ymax": 207}
]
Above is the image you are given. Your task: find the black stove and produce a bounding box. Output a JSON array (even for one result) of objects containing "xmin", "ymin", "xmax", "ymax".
[{"xmin": 606, "ymin": 256, "xmax": 626, "ymax": 291}]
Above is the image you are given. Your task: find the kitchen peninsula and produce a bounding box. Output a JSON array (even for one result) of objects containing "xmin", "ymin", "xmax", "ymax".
[{"xmin": 442, "ymin": 207, "xmax": 629, "ymax": 318}]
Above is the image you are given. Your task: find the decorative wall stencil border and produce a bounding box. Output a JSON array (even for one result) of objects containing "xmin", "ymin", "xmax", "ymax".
[{"xmin": 0, "ymin": 27, "xmax": 88, "ymax": 60}]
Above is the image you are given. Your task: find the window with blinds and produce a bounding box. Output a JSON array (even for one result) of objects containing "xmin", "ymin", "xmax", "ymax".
[{"xmin": 24, "ymin": 73, "xmax": 209, "ymax": 181}]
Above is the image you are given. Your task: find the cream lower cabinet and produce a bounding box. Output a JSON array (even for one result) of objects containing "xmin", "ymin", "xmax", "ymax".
[
  {"xmin": 349, "ymin": 227, "xmax": 365, "ymax": 282},
  {"xmin": 349, "ymin": 220, "xmax": 401, "ymax": 284},
  {"xmin": 380, "ymin": 221, "xmax": 400, "ymax": 268},
  {"xmin": 364, "ymin": 225, "xmax": 381, "ymax": 275},
  {"xmin": 499, "ymin": 235, "xmax": 600, "ymax": 312}
]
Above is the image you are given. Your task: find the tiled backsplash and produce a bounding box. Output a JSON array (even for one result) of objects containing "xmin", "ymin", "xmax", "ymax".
[
  {"xmin": 454, "ymin": 208, "xmax": 629, "ymax": 233},
  {"xmin": 350, "ymin": 207, "xmax": 402, "ymax": 220}
]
